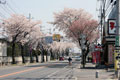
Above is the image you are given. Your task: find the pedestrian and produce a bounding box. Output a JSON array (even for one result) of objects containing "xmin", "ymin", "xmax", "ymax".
[
  {"xmin": 68, "ymin": 57, "xmax": 72, "ymax": 66},
  {"xmin": 88, "ymin": 57, "xmax": 90, "ymax": 62}
]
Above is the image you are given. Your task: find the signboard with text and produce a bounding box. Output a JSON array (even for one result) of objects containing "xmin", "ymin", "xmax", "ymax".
[
  {"xmin": 108, "ymin": 19, "xmax": 116, "ymax": 35},
  {"xmin": 53, "ymin": 34, "xmax": 61, "ymax": 42},
  {"xmin": 91, "ymin": 51, "xmax": 101, "ymax": 64}
]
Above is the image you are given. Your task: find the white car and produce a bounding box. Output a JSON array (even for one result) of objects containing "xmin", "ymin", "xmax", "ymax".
[{"xmin": 75, "ymin": 56, "xmax": 81, "ymax": 61}]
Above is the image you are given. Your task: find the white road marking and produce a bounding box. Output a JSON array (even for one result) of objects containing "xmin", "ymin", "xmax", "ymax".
[{"xmin": 46, "ymin": 65, "xmax": 68, "ymax": 77}]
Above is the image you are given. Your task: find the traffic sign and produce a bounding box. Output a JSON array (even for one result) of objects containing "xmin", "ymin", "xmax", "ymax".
[{"xmin": 115, "ymin": 36, "xmax": 119, "ymax": 46}]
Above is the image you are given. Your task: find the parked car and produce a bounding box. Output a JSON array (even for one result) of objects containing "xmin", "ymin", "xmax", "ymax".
[
  {"xmin": 59, "ymin": 57, "xmax": 64, "ymax": 61},
  {"xmin": 64, "ymin": 56, "xmax": 69, "ymax": 60},
  {"xmin": 75, "ymin": 57, "xmax": 81, "ymax": 61},
  {"xmin": 75, "ymin": 56, "xmax": 81, "ymax": 61}
]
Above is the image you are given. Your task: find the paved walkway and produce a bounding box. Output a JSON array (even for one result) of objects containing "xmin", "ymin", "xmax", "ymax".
[{"xmin": 74, "ymin": 63, "xmax": 116, "ymax": 80}]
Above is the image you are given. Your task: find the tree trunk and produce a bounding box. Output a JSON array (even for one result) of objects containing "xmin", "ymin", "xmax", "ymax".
[
  {"xmin": 35, "ymin": 53, "xmax": 39, "ymax": 63},
  {"xmin": 30, "ymin": 49, "xmax": 33, "ymax": 63},
  {"xmin": 57, "ymin": 52, "xmax": 60, "ymax": 60},
  {"xmin": 82, "ymin": 50, "xmax": 86, "ymax": 68},
  {"xmin": 12, "ymin": 42, "xmax": 16, "ymax": 64},
  {"xmin": 21, "ymin": 45, "xmax": 25, "ymax": 64},
  {"xmin": 50, "ymin": 50, "xmax": 54, "ymax": 60},
  {"xmin": 42, "ymin": 50, "xmax": 45, "ymax": 62},
  {"xmin": 46, "ymin": 51, "xmax": 48, "ymax": 62}
]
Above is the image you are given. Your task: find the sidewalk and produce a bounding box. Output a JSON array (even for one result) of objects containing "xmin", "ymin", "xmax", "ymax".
[{"xmin": 74, "ymin": 63, "xmax": 116, "ymax": 80}]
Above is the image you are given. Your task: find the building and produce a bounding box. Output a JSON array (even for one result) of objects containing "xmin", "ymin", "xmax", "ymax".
[{"xmin": 101, "ymin": 0, "xmax": 116, "ymax": 65}]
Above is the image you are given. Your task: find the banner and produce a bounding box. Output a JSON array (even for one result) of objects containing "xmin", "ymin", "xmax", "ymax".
[
  {"xmin": 92, "ymin": 51, "xmax": 101, "ymax": 64},
  {"xmin": 108, "ymin": 45, "xmax": 114, "ymax": 64}
]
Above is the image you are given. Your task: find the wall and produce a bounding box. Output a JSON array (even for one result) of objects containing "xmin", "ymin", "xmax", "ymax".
[
  {"xmin": 0, "ymin": 40, "xmax": 7, "ymax": 57},
  {"xmin": 0, "ymin": 55, "xmax": 51, "ymax": 65}
]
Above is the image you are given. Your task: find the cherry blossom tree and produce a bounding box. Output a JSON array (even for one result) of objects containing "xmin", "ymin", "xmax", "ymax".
[
  {"xmin": 51, "ymin": 8, "xmax": 98, "ymax": 67},
  {"xmin": 50, "ymin": 41, "xmax": 73, "ymax": 59},
  {"xmin": 18, "ymin": 19, "xmax": 41, "ymax": 63},
  {"xmin": 2, "ymin": 14, "xmax": 42, "ymax": 64},
  {"xmin": 26, "ymin": 25, "xmax": 43, "ymax": 63}
]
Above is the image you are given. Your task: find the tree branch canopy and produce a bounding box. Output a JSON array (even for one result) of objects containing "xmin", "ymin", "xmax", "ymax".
[{"xmin": 51, "ymin": 8, "xmax": 99, "ymax": 44}]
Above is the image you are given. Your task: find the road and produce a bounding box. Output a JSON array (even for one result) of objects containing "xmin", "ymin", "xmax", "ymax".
[{"xmin": 0, "ymin": 60, "xmax": 80, "ymax": 80}]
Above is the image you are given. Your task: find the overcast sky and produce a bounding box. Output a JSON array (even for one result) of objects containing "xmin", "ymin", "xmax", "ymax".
[{"xmin": 0, "ymin": 0, "xmax": 98, "ymax": 34}]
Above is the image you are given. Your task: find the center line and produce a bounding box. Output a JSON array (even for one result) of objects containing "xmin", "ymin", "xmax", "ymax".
[{"xmin": 0, "ymin": 66, "xmax": 44, "ymax": 78}]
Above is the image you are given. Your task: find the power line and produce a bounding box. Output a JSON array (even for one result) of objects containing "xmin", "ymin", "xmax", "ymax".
[
  {"xmin": 105, "ymin": 0, "xmax": 111, "ymax": 11},
  {"xmin": 3, "ymin": 4, "xmax": 14, "ymax": 14},
  {"xmin": 105, "ymin": 1, "xmax": 116, "ymax": 18},
  {"xmin": 0, "ymin": 2, "xmax": 12, "ymax": 18},
  {"xmin": 10, "ymin": 0, "xmax": 21, "ymax": 12},
  {"xmin": 6, "ymin": 2, "xmax": 17, "ymax": 14},
  {"xmin": 0, "ymin": 5, "xmax": 11, "ymax": 16},
  {"xmin": 0, "ymin": 12, "xmax": 6, "ymax": 18}
]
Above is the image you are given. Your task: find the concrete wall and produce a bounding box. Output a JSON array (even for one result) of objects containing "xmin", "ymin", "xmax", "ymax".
[
  {"xmin": 0, "ymin": 40, "xmax": 7, "ymax": 57},
  {"xmin": 43, "ymin": 55, "xmax": 50, "ymax": 62},
  {"xmin": 0, "ymin": 55, "xmax": 51, "ymax": 65}
]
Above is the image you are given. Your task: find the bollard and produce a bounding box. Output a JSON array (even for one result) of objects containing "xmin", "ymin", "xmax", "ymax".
[{"xmin": 96, "ymin": 71, "xmax": 99, "ymax": 78}]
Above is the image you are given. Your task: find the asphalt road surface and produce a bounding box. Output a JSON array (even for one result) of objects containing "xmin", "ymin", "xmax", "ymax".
[{"xmin": 0, "ymin": 60, "xmax": 80, "ymax": 80}]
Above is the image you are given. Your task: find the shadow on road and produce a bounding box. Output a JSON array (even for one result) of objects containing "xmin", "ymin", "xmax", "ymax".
[
  {"xmin": 25, "ymin": 61, "xmax": 69, "ymax": 68},
  {"xmin": 80, "ymin": 67, "xmax": 96, "ymax": 69},
  {"xmin": 80, "ymin": 63, "xmax": 112, "ymax": 70},
  {"xmin": 8, "ymin": 77, "xmax": 75, "ymax": 80}
]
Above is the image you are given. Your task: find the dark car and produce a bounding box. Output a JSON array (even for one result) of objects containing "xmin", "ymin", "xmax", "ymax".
[{"xmin": 59, "ymin": 57, "xmax": 64, "ymax": 61}]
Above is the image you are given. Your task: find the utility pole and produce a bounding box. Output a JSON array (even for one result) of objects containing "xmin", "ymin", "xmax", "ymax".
[
  {"xmin": 116, "ymin": 0, "xmax": 120, "ymax": 46},
  {"xmin": 28, "ymin": 13, "xmax": 31, "ymax": 21},
  {"xmin": 114, "ymin": 0, "xmax": 120, "ymax": 78},
  {"xmin": 28, "ymin": 13, "xmax": 34, "ymax": 21},
  {"xmin": 100, "ymin": 5, "xmax": 103, "ymax": 44},
  {"xmin": 98, "ymin": 0, "xmax": 106, "ymax": 44},
  {"xmin": 28, "ymin": 13, "xmax": 34, "ymax": 63}
]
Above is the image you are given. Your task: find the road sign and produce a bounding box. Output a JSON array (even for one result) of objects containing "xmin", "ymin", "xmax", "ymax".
[
  {"xmin": 115, "ymin": 36, "xmax": 119, "ymax": 46},
  {"xmin": 53, "ymin": 34, "xmax": 61, "ymax": 42}
]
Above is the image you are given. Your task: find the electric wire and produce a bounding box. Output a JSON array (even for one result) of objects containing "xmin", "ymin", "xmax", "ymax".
[
  {"xmin": 104, "ymin": 0, "xmax": 117, "ymax": 18},
  {"xmin": 6, "ymin": 2, "xmax": 17, "ymax": 14},
  {"xmin": 0, "ymin": 4, "xmax": 11, "ymax": 16},
  {"xmin": 105, "ymin": 0, "xmax": 111, "ymax": 11},
  {"xmin": 0, "ymin": 0, "xmax": 19, "ymax": 19},
  {"xmin": 105, "ymin": 3, "xmax": 115, "ymax": 17},
  {"xmin": 0, "ymin": 12, "xmax": 6, "ymax": 18},
  {"xmin": 3, "ymin": 4, "xmax": 14, "ymax": 14},
  {"xmin": 10, "ymin": 0, "xmax": 20, "ymax": 12}
]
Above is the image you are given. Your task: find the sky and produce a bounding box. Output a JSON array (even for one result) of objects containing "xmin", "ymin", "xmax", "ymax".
[
  {"xmin": 0, "ymin": 0, "xmax": 98, "ymax": 34},
  {"xmin": 0, "ymin": 0, "xmax": 99, "ymax": 52}
]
